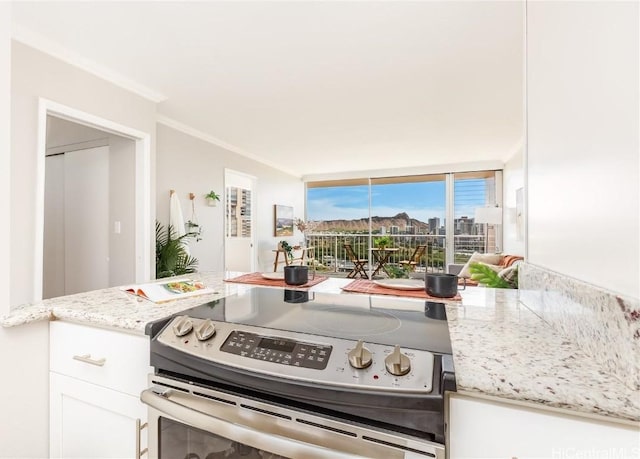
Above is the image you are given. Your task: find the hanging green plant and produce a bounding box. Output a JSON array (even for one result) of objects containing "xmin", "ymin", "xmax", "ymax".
[
  {"xmin": 205, "ymin": 190, "xmax": 221, "ymax": 206},
  {"xmin": 205, "ymin": 190, "xmax": 221, "ymax": 201},
  {"xmin": 279, "ymin": 240, "xmax": 294, "ymax": 261},
  {"xmin": 185, "ymin": 220, "xmax": 202, "ymax": 242},
  {"xmin": 186, "ymin": 193, "xmax": 202, "ymax": 241}
]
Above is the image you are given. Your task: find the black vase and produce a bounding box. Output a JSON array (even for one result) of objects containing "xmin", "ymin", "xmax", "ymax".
[
  {"xmin": 284, "ymin": 266, "xmax": 309, "ymax": 285},
  {"xmin": 425, "ymin": 273, "xmax": 464, "ymax": 298}
]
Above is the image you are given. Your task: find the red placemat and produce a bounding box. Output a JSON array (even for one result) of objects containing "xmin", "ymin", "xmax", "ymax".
[
  {"xmin": 224, "ymin": 272, "xmax": 328, "ymax": 289},
  {"xmin": 341, "ymin": 279, "xmax": 462, "ymax": 301}
]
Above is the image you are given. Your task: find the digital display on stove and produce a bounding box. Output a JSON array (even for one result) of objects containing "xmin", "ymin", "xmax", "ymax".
[
  {"xmin": 259, "ymin": 337, "xmax": 296, "ymax": 353},
  {"xmin": 220, "ymin": 330, "xmax": 332, "ymax": 370}
]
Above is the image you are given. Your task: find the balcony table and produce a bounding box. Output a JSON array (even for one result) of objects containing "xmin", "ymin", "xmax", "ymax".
[
  {"xmin": 272, "ymin": 246, "xmax": 315, "ymax": 272},
  {"xmin": 371, "ymin": 247, "xmax": 400, "ymax": 277}
]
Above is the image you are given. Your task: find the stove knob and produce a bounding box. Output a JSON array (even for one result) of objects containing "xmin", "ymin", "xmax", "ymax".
[
  {"xmin": 385, "ymin": 345, "xmax": 411, "ymax": 376},
  {"xmin": 173, "ymin": 316, "xmax": 193, "ymax": 337},
  {"xmin": 348, "ymin": 340, "xmax": 373, "ymax": 369},
  {"xmin": 195, "ymin": 319, "xmax": 216, "ymax": 341}
]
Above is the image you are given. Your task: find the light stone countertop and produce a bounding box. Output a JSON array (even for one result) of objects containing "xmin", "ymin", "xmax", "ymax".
[
  {"xmin": 445, "ymin": 288, "xmax": 639, "ymax": 423},
  {"xmin": 1, "ymin": 272, "xmax": 638, "ymax": 424},
  {"xmin": 0, "ymin": 272, "xmax": 246, "ymax": 332}
]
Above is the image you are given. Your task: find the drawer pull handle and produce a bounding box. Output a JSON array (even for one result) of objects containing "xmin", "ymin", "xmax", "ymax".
[
  {"xmin": 136, "ymin": 418, "xmax": 148, "ymax": 458},
  {"xmin": 72, "ymin": 354, "xmax": 106, "ymax": 367}
]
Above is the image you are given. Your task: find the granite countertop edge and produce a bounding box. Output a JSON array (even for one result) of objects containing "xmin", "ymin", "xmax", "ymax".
[{"xmin": 1, "ymin": 275, "xmax": 638, "ymax": 425}]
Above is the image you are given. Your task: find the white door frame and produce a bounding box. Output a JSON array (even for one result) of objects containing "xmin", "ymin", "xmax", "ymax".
[
  {"xmin": 224, "ymin": 168, "xmax": 256, "ymax": 272},
  {"xmin": 35, "ymin": 98, "xmax": 152, "ymax": 301}
]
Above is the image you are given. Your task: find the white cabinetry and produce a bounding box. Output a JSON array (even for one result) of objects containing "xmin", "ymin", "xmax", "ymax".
[
  {"xmin": 449, "ymin": 394, "xmax": 640, "ymax": 459},
  {"xmin": 49, "ymin": 321, "xmax": 152, "ymax": 459}
]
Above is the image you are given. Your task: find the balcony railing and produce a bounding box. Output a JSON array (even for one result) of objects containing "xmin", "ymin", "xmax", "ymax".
[{"xmin": 304, "ymin": 233, "xmax": 487, "ymax": 275}]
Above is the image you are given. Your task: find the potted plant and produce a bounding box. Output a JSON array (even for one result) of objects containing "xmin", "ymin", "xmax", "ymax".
[
  {"xmin": 279, "ymin": 240, "xmax": 294, "ymax": 261},
  {"xmin": 374, "ymin": 235, "xmax": 393, "ymax": 249},
  {"xmin": 468, "ymin": 262, "xmax": 517, "ymax": 288},
  {"xmin": 386, "ymin": 264, "xmax": 409, "ymax": 279},
  {"xmin": 204, "ymin": 190, "xmax": 221, "ymax": 207},
  {"xmin": 155, "ymin": 221, "xmax": 199, "ymax": 278}
]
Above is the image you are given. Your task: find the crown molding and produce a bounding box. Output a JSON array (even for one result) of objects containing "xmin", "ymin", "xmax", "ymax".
[
  {"xmin": 156, "ymin": 115, "xmax": 302, "ymax": 178},
  {"xmin": 12, "ymin": 24, "xmax": 167, "ymax": 103}
]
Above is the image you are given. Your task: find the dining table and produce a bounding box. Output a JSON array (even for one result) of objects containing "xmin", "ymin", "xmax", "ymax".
[{"xmin": 370, "ymin": 247, "xmax": 400, "ymax": 277}]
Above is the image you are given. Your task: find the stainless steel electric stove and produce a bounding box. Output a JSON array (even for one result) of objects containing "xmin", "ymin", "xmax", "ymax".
[{"xmin": 143, "ymin": 287, "xmax": 456, "ymax": 459}]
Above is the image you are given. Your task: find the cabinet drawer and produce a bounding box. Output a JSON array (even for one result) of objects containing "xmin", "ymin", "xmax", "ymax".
[{"xmin": 50, "ymin": 321, "xmax": 151, "ymax": 396}]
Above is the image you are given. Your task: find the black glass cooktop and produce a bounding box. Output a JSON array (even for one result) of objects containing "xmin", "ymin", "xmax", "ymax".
[{"xmin": 148, "ymin": 287, "xmax": 453, "ymax": 355}]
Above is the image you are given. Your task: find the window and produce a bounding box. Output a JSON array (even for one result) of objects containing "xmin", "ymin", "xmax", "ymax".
[
  {"xmin": 453, "ymin": 171, "xmax": 499, "ymax": 263},
  {"xmin": 370, "ymin": 175, "xmax": 446, "ymax": 272},
  {"xmin": 306, "ymin": 171, "xmax": 501, "ymax": 274}
]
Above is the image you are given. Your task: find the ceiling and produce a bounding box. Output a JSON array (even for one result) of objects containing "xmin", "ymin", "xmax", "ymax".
[{"xmin": 11, "ymin": 1, "xmax": 524, "ymax": 177}]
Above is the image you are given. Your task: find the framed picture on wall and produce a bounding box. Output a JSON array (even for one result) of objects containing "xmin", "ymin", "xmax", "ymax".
[{"xmin": 274, "ymin": 205, "xmax": 294, "ymax": 236}]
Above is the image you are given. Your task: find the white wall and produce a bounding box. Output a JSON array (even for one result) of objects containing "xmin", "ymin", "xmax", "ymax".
[
  {"xmin": 526, "ymin": 1, "xmax": 639, "ymax": 298},
  {"xmin": 156, "ymin": 123, "xmax": 304, "ymax": 273},
  {"xmin": 502, "ymin": 150, "xmax": 525, "ymax": 256},
  {"xmin": 43, "ymin": 154, "xmax": 65, "ymax": 298},
  {"xmin": 0, "ymin": 10, "xmax": 45, "ymax": 459},
  {"xmin": 108, "ymin": 134, "xmax": 137, "ymax": 286},
  {"xmin": 10, "ymin": 41, "xmax": 157, "ymax": 307},
  {"xmin": 0, "ymin": 5, "xmax": 10, "ymax": 314},
  {"xmin": 0, "ymin": 37, "xmax": 48, "ymax": 459}
]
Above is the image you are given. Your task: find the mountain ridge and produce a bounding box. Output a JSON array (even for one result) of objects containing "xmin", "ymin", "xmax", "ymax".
[{"xmin": 313, "ymin": 212, "xmax": 430, "ymax": 233}]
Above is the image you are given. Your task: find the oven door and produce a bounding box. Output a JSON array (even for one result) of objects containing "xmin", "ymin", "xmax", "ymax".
[{"xmin": 141, "ymin": 377, "xmax": 444, "ymax": 459}]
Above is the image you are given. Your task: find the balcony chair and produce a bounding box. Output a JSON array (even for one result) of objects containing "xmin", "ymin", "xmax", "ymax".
[
  {"xmin": 343, "ymin": 243, "xmax": 369, "ymax": 279},
  {"xmin": 399, "ymin": 244, "xmax": 427, "ymax": 272}
]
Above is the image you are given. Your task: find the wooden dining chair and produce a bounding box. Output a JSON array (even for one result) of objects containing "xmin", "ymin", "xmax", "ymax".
[
  {"xmin": 343, "ymin": 243, "xmax": 369, "ymax": 279},
  {"xmin": 399, "ymin": 244, "xmax": 427, "ymax": 272}
]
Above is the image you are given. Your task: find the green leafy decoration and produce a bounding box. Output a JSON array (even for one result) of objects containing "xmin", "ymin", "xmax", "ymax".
[
  {"xmin": 155, "ymin": 221, "xmax": 199, "ymax": 278},
  {"xmin": 374, "ymin": 236, "xmax": 392, "ymax": 248},
  {"xmin": 468, "ymin": 262, "xmax": 511, "ymax": 289},
  {"xmin": 386, "ymin": 264, "xmax": 409, "ymax": 279},
  {"xmin": 279, "ymin": 240, "xmax": 294, "ymax": 260}
]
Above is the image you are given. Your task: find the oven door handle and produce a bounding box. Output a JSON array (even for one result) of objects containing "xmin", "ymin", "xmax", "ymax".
[{"xmin": 140, "ymin": 389, "xmax": 369, "ymax": 459}]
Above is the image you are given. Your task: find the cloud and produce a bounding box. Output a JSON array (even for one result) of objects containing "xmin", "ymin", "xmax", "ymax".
[
  {"xmin": 308, "ymin": 186, "xmax": 484, "ymax": 223},
  {"xmin": 308, "ymin": 197, "xmax": 445, "ymax": 223}
]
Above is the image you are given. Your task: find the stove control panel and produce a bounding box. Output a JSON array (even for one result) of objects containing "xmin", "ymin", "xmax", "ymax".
[
  {"xmin": 220, "ymin": 330, "xmax": 332, "ymax": 370},
  {"xmin": 156, "ymin": 316, "xmax": 435, "ymax": 393}
]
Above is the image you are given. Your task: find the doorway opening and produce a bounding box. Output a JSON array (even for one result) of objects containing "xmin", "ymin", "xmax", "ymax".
[
  {"xmin": 224, "ymin": 169, "xmax": 256, "ymax": 272},
  {"xmin": 35, "ymin": 98, "xmax": 151, "ymax": 301}
]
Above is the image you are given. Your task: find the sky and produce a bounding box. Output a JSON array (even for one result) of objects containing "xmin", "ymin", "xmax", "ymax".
[{"xmin": 307, "ymin": 179, "xmax": 487, "ymax": 224}]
